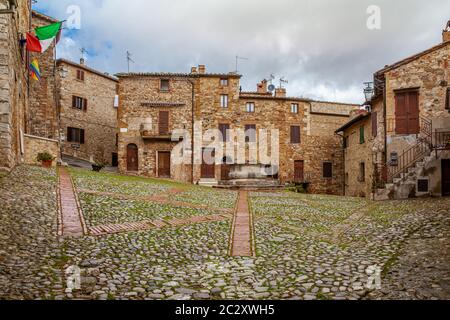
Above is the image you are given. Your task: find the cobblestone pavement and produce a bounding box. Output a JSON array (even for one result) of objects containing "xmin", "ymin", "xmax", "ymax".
[{"xmin": 1, "ymin": 165, "xmax": 449, "ymax": 300}]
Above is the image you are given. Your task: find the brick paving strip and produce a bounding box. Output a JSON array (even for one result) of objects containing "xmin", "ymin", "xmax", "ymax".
[
  {"xmin": 57, "ymin": 167, "xmax": 87, "ymax": 237},
  {"xmin": 229, "ymin": 190, "xmax": 255, "ymax": 257},
  {"xmin": 89, "ymin": 213, "xmax": 232, "ymax": 236},
  {"xmin": 77, "ymin": 188, "xmax": 233, "ymax": 214}
]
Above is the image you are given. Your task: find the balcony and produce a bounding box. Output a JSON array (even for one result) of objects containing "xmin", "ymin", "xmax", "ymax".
[{"xmin": 140, "ymin": 122, "xmax": 184, "ymax": 142}]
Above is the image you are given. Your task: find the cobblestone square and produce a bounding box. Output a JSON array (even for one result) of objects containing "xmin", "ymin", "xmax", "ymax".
[{"xmin": 0, "ymin": 165, "xmax": 449, "ymax": 300}]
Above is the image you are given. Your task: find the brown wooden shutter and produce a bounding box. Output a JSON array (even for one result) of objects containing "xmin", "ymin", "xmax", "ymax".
[
  {"xmin": 407, "ymin": 91, "xmax": 419, "ymax": 134},
  {"xmin": 159, "ymin": 111, "xmax": 169, "ymax": 135},
  {"xmin": 290, "ymin": 126, "xmax": 300, "ymax": 144},
  {"xmin": 395, "ymin": 92, "xmax": 408, "ymax": 134},
  {"xmin": 80, "ymin": 129, "xmax": 85, "ymax": 144},
  {"xmin": 72, "ymin": 96, "xmax": 76, "ymax": 108},
  {"xmin": 219, "ymin": 124, "xmax": 230, "ymax": 142},
  {"xmin": 67, "ymin": 127, "xmax": 72, "ymax": 142},
  {"xmin": 446, "ymin": 88, "xmax": 450, "ymax": 110},
  {"xmin": 81, "ymin": 71, "xmax": 85, "ymax": 81},
  {"xmin": 323, "ymin": 162, "xmax": 332, "ymax": 178},
  {"xmin": 372, "ymin": 112, "xmax": 378, "ymax": 137},
  {"xmin": 83, "ymin": 98, "xmax": 88, "ymax": 112}
]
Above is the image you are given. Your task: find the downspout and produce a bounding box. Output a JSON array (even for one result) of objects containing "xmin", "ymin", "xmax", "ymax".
[
  {"xmin": 335, "ymin": 132, "xmax": 346, "ymax": 196},
  {"xmin": 383, "ymin": 78, "xmax": 388, "ymax": 165},
  {"xmin": 188, "ymin": 78, "xmax": 195, "ymax": 184}
]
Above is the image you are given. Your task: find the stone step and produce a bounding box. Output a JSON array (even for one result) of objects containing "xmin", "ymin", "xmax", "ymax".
[{"xmin": 198, "ymin": 179, "xmax": 219, "ymax": 187}]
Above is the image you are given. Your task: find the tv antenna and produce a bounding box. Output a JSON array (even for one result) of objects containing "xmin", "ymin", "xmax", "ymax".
[
  {"xmin": 235, "ymin": 55, "xmax": 248, "ymax": 73},
  {"xmin": 126, "ymin": 51, "xmax": 135, "ymax": 73},
  {"xmin": 279, "ymin": 77, "xmax": 289, "ymax": 89},
  {"xmin": 80, "ymin": 47, "xmax": 89, "ymax": 61}
]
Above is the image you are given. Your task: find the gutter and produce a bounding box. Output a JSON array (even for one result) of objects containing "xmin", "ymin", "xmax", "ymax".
[{"xmin": 335, "ymin": 132, "xmax": 346, "ymax": 196}]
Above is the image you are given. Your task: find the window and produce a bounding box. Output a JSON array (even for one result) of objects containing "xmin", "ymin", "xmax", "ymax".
[
  {"xmin": 159, "ymin": 111, "xmax": 169, "ymax": 135},
  {"xmin": 290, "ymin": 126, "xmax": 301, "ymax": 144},
  {"xmin": 67, "ymin": 127, "xmax": 85, "ymax": 144},
  {"xmin": 220, "ymin": 79, "xmax": 228, "ymax": 86},
  {"xmin": 115, "ymin": 133, "xmax": 118, "ymax": 147},
  {"xmin": 360, "ymin": 126, "xmax": 365, "ymax": 144},
  {"xmin": 76, "ymin": 69, "xmax": 85, "ymax": 81},
  {"xmin": 395, "ymin": 90, "xmax": 419, "ymax": 135},
  {"xmin": 72, "ymin": 96, "xmax": 87, "ymax": 111},
  {"xmin": 246, "ymin": 102, "xmax": 255, "ymax": 113},
  {"xmin": 220, "ymin": 95, "xmax": 229, "ymax": 108},
  {"xmin": 219, "ymin": 123, "xmax": 230, "ymax": 142},
  {"xmin": 323, "ymin": 162, "xmax": 333, "ymax": 179},
  {"xmin": 372, "ymin": 112, "xmax": 378, "ymax": 137},
  {"xmin": 291, "ymin": 103, "xmax": 299, "ymax": 114},
  {"xmin": 446, "ymin": 88, "xmax": 450, "ymax": 111},
  {"xmin": 245, "ymin": 124, "xmax": 256, "ymax": 143},
  {"xmin": 160, "ymin": 79, "xmax": 170, "ymax": 91},
  {"xmin": 358, "ymin": 162, "xmax": 366, "ymax": 182}
]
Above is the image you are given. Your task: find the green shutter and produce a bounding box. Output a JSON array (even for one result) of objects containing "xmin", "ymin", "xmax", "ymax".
[{"xmin": 360, "ymin": 126, "xmax": 365, "ymax": 144}]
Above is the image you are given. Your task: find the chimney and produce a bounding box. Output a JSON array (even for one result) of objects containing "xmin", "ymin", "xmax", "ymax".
[
  {"xmin": 274, "ymin": 87, "xmax": 286, "ymax": 98},
  {"xmin": 80, "ymin": 58, "xmax": 85, "ymax": 65},
  {"xmin": 443, "ymin": 21, "xmax": 450, "ymax": 43},
  {"xmin": 191, "ymin": 66, "xmax": 197, "ymax": 74},
  {"xmin": 198, "ymin": 65, "xmax": 206, "ymax": 74},
  {"xmin": 257, "ymin": 79, "xmax": 268, "ymax": 94}
]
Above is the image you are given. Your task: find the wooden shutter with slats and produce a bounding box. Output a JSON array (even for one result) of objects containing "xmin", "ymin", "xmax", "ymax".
[
  {"xmin": 290, "ymin": 126, "xmax": 300, "ymax": 144},
  {"xmin": 159, "ymin": 111, "xmax": 169, "ymax": 135}
]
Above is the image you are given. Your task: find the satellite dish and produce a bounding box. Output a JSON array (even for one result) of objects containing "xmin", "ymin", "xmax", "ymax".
[{"xmin": 268, "ymin": 84, "xmax": 276, "ymax": 92}]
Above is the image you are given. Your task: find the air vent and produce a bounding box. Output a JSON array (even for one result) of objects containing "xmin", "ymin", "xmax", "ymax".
[{"xmin": 417, "ymin": 179, "xmax": 429, "ymax": 193}]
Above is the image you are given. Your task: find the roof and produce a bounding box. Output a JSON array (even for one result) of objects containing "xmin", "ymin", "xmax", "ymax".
[
  {"xmin": 57, "ymin": 59, "xmax": 118, "ymax": 82},
  {"xmin": 375, "ymin": 41, "xmax": 449, "ymax": 75},
  {"xmin": 115, "ymin": 72, "xmax": 242, "ymax": 79},
  {"xmin": 32, "ymin": 10, "xmax": 58, "ymax": 23},
  {"xmin": 335, "ymin": 112, "xmax": 370, "ymax": 133},
  {"xmin": 238, "ymin": 93, "xmax": 312, "ymax": 103}
]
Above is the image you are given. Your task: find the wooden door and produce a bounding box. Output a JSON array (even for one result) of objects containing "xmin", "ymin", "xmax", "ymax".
[
  {"xmin": 158, "ymin": 152, "xmax": 171, "ymax": 178},
  {"xmin": 127, "ymin": 144, "xmax": 138, "ymax": 171},
  {"xmin": 201, "ymin": 148, "xmax": 215, "ymax": 179},
  {"xmin": 294, "ymin": 160, "xmax": 304, "ymax": 183},
  {"xmin": 159, "ymin": 111, "xmax": 169, "ymax": 135},
  {"xmin": 112, "ymin": 153, "xmax": 118, "ymax": 167},
  {"xmin": 395, "ymin": 91, "xmax": 419, "ymax": 135},
  {"xmin": 221, "ymin": 157, "xmax": 231, "ymax": 181},
  {"xmin": 442, "ymin": 160, "xmax": 450, "ymax": 196}
]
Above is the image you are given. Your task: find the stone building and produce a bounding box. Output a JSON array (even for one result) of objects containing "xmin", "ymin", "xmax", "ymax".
[
  {"xmin": 28, "ymin": 10, "xmax": 58, "ymax": 140},
  {"xmin": 56, "ymin": 58, "xmax": 118, "ymax": 166},
  {"xmin": 340, "ymin": 22, "xmax": 450, "ymax": 199},
  {"xmin": 0, "ymin": 0, "xmax": 31, "ymax": 171},
  {"xmin": 117, "ymin": 66, "xmax": 358, "ymax": 195}
]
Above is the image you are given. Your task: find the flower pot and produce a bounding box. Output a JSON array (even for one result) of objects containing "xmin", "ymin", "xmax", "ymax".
[{"xmin": 41, "ymin": 160, "xmax": 53, "ymax": 168}]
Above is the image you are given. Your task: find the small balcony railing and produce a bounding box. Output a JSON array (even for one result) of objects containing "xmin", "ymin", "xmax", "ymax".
[{"xmin": 140, "ymin": 122, "xmax": 184, "ymax": 141}]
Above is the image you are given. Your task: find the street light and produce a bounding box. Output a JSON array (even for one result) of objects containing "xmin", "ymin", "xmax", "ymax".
[{"xmin": 363, "ymin": 82, "xmax": 374, "ymax": 103}]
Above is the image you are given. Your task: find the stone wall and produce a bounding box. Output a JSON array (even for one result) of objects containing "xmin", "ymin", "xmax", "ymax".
[
  {"xmin": 23, "ymin": 134, "xmax": 59, "ymax": 166},
  {"xmin": 28, "ymin": 11, "xmax": 58, "ymax": 139},
  {"xmin": 57, "ymin": 59, "xmax": 118, "ymax": 165},
  {"xmin": 0, "ymin": 0, "xmax": 31, "ymax": 171}
]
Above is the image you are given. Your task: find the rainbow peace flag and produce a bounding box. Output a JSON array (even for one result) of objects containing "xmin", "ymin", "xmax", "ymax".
[{"xmin": 29, "ymin": 59, "xmax": 41, "ymax": 81}]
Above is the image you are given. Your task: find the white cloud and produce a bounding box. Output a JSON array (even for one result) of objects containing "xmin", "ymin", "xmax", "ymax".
[{"xmin": 34, "ymin": 0, "xmax": 450, "ymax": 104}]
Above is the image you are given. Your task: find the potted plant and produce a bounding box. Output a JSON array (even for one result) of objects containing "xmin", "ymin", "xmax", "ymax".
[
  {"xmin": 36, "ymin": 151, "xmax": 55, "ymax": 168},
  {"xmin": 92, "ymin": 162, "xmax": 106, "ymax": 172}
]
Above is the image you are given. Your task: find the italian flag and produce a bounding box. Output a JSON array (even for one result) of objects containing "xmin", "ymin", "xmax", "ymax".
[{"xmin": 26, "ymin": 22, "xmax": 62, "ymax": 53}]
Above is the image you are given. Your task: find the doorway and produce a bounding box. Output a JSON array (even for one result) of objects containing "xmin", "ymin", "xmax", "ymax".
[
  {"xmin": 294, "ymin": 160, "xmax": 304, "ymax": 183},
  {"xmin": 442, "ymin": 159, "xmax": 450, "ymax": 196},
  {"xmin": 158, "ymin": 151, "xmax": 171, "ymax": 178},
  {"xmin": 201, "ymin": 148, "xmax": 215, "ymax": 179},
  {"xmin": 126, "ymin": 144, "xmax": 138, "ymax": 171}
]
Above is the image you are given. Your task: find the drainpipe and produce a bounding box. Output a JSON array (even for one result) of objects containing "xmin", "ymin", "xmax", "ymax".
[
  {"xmin": 335, "ymin": 132, "xmax": 346, "ymax": 196},
  {"xmin": 383, "ymin": 81, "xmax": 388, "ymax": 165},
  {"xmin": 188, "ymin": 78, "xmax": 196, "ymax": 184}
]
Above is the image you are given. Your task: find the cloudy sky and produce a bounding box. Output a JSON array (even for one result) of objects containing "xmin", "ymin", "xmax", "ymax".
[{"xmin": 34, "ymin": 0, "xmax": 449, "ymax": 104}]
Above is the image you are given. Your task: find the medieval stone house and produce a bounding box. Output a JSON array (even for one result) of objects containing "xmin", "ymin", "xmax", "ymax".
[
  {"xmin": 339, "ymin": 23, "xmax": 450, "ymax": 199},
  {"xmin": 117, "ymin": 66, "xmax": 358, "ymax": 195},
  {"xmin": 56, "ymin": 58, "xmax": 119, "ymax": 166}
]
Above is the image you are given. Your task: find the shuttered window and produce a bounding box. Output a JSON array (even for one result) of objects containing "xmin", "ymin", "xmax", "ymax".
[
  {"xmin": 372, "ymin": 112, "xmax": 378, "ymax": 137},
  {"xmin": 219, "ymin": 123, "xmax": 230, "ymax": 142},
  {"xmin": 290, "ymin": 126, "xmax": 300, "ymax": 144},
  {"xmin": 446, "ymin": 88, "xmax": 450, "ymax": 111},
  {"xmin": 67, "ymin": 127, "xmax": 85, "ymax": 144},
  {"xmin": 72, "ymin": 96, "xmax": 87, "ymax": 111},
  {"xmin": 360, "ymin": 126, "xmax": 365, "ymax": 144},
  {"xmin": 158, "ymin": 111, "xmax": 169, "ymax": 135},
  {"xmin": 76, "ymin": 69, "xmax": 85, "ymax": 81},
  {"xmin": 323, "ymin": 162, "xmax": 333, "ymax": 179},
  {"xmin": 395, "ymin": 90, "xmax": 419, "ymax": 135},
  {"xmin": 245, "ymin": 124, "xmax": 256, "ymax": 143}
]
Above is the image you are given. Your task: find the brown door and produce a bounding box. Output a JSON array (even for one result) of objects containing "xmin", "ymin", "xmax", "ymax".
[
  {"xmin": 395, "ymin": 91, "xmax": 419, "ymax": 135},
  {"xmin": 127, "ymin": 144, "xmax": 138, "ymax": 171},
  {"xmin": 159, "ymin": 111, "xmax": 169, "ymax": 135},
  {"xmin": 201, "ymin": 148, "xmax": 215, "ymax": 179},
  {"xmin": 158, "ymin": 152, "xmax": 171, "ymax": 178},
  {"xmin": 294, "ymin": 160, "xmax": 304, "ymax": 183},
  {"xmin": 221, "ymin": 157, "xmax": 231, "ymax": 181},
  {"xmin": 442, "ymin": 160, "xmax": 450, "ymax": 196}
]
